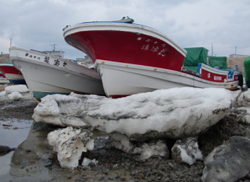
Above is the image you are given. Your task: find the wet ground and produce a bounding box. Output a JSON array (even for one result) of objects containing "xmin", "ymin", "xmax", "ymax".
[{"xmin": 1, "ymin": 98, "xmax": 250, "ymax": 182}]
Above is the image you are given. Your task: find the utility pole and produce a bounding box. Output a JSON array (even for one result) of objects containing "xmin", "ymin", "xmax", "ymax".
[
  {"xmin": 211, "ymin": 43, "xmax": 213, "ymax": 56},
  {"xmin": 235, "ymin": 46, "xmax": 237, "ymax": 55},
  {"xmin": 10, "ymin": 38, "xmax": 12, "ymax": 47}
]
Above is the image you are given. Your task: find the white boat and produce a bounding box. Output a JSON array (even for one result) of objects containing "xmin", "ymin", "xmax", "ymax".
[
  {"xmin": 63, "ymin": 18, "xmax": 241, "ymax": 98},
  {"xmin": 9, "ymin": 46, "xmax": 105, "ymax": 99}
]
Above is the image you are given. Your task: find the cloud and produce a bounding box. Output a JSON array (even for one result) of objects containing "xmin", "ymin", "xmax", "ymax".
[{"xmin": 0, "ymin": 0, "xmax": 250, "ymax": 58}]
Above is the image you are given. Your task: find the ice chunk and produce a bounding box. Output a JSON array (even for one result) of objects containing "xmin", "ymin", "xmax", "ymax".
[
  {"xmin": 47, "ymin": 127, "xmax": 94, "ymax": 169},
  {"xmin": 8, "ymin": 91, "xmax": 23, "ymax": 100},
  {"xmin": 171, "ymin": 137, "xmax": 203, "ymax": 165},
  {"xmin": 5, "ymin": 85, "xmax": 29, "ymax": 94}
]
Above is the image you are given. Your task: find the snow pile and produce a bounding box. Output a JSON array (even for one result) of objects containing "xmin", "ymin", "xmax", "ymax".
[
  {"xmin": 0, "ymin": 84, "xmax": 33, "ymax": 101},
  {"xmin": 33, "ymin": 92, "xmax": 107, "ymax": 127},
  {"xmin": 47, "ymin": 127, "xmax": 94, "ymax": 169},
  {"xmin": 5, "ymin": 85, "xmax": 29, "ymax": 94},
  {"xmin": 0, "ymin": 91, "xmax": 6, "ymax": 96},
  {"xmin": 81, "ymin": 87, "xmax": 235, "ymax": 138},
  {"xmin": 171, "ymin": 137, "xmax": 203, "ymax": 165},
  {"xmin": 8, "ymin": 91, "xmax": 23, "ymax": 100}
]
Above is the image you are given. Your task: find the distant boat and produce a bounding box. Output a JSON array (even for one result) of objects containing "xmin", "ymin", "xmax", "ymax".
[
  {"xmin": 0, "ymin": 63, "xmax": 25, "ymax": 84},
  {"xmin": 63, "ymin": 17, "xmax": 241, "ymax": 98},
  {"xmin": 9, "ymin": 46, "xmax": 105, "ymax": 99},
  {"xmin": 0, "ymin": 71, "xmax": 10, "ymax": 84}
]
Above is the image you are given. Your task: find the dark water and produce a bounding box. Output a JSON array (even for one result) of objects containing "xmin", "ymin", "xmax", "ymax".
[{"xmin": 0, "ymin": 120, "xmax": 54, "ymax": 182}]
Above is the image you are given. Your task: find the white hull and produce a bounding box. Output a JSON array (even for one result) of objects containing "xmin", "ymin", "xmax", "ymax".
[
  {"xmin": 4, "ymin": 73, "xmax": 24, "ymax": 81},
  {"xmin": 0, "ymin": 78, "xmax": 10, "ymax": 84},
  {"xmin": 10, "ymin": 47, "xmax": 105, "ymax": 98},
  {"xmin": 95, "ymin": 60, "xmax": 239, "ymax": 97}
]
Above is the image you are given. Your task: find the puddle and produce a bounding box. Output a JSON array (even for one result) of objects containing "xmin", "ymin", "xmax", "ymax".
[
  {"xmin": 0, "ymin": 118, "xmax": 33, "ymax": 147},
  {"xmin": 0, "ymin": 120, "xmax": 55, "ymax": 181},
  {"xmin": 0, "ymin": 118, "xmax": 136, "ymax": 181}
]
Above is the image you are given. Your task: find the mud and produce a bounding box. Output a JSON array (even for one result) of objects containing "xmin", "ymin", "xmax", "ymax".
[{"xmin": 1, "ymin": 99, "xmax": 250, "ymax": 182}]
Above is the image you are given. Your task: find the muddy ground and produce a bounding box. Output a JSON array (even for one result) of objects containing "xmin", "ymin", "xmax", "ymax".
[{"xmin": 1, "ymin": 98, "xmax": 250, "ymax": 182}]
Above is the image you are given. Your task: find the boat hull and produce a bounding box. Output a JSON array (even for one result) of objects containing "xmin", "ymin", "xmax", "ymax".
[
  {"xmin": 64, "ymin": 22, "xmax": 187, "ymax": 72},
  {"xmin": 96, "ymin": 60, "xmax": 239, "ymax": 98},
  {"xmin": 0, "ymin": 64, "xmax": 25, "ymax": 84},
  {"xmin": 64, "ymin": 21, "xmax": 240, "ymax": 98},
  {"xmin": 10, "ymin": 47, "xmax": 105, "ymax": 99}
]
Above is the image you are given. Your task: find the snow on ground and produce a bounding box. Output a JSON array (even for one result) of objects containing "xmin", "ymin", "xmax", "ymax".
[
  {"xmin": 34, "ymin": 87, "xmax": 237, "ymax": 139},
  {"xmin": 8, "ymin": 91, "xmax": 23, "ymax": 101},
  {"xmin": 5, "ymin": 85, "xmax": 29, "ymax": 94},
  {"xmin": 0, "ymin": 91, "xmax": 5, "ymax": 96},
  {"xmin": 0, "ymin": 84, "xmax": 33, "ymax": 101}
]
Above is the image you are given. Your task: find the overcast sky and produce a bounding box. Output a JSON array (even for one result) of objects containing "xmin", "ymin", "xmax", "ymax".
[{"xmin": 1, "ymin": 0, "xmax": 249, "ymax": 59}]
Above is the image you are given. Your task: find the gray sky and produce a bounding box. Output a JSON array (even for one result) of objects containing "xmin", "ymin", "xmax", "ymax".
[{"xmin": 1, "ymin": 0, "xmax": 249, "ymax": 59}]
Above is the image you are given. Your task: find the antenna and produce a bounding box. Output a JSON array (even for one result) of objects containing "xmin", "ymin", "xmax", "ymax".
[
  {"xmin": 211, "ymin": 43, "xmax": 213, "ymax": 56},
  {"xmin": 51, "ymin": 44, "xmax": 57, "ymax": 52}
]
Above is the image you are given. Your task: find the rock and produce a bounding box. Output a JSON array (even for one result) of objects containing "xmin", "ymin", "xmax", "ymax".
[
  {"xmin": 171, "ymin": 137, "xmax": 203, "ymax": 165},
  {"xmin": 202, "ymin": 136, "xmax": 250, "ymax": 182},
  {"xmin": 0, "ymin": 145, "xmax": 13, "ymax": 154}
]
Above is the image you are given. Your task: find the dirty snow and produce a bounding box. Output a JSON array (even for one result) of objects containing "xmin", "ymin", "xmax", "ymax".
[
  {"xmin": 47, "ymin": 127, "xmax": 94, "ymax": 169},
  {"xmin": 33, "ymin": 87, "xmax": 238, "ymax": 139}
]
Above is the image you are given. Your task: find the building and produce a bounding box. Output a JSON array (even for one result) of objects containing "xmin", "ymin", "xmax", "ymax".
[
  {"xmin": 229, "ymin": 54, "xmax": 250, "ymax": 58},
  {"xmin": 30, "ymin": 49, "xmax": 65, "ymax": 58},
  {"xmin": 0, "ymin": 52, "xmax": 9, "ymax": 58}
]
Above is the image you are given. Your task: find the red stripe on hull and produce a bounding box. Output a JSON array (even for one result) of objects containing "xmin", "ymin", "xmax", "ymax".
[
  {"xmin": 65, "ymin": 31, "xmax": 185, "ymax": 71},
  {"xmin": 0, "ymin": 65, "xmax": 22, "ymax": 75},
  {"xmin": 234, "ymin": 74, "xmax": 239, "ymax": 81},
  {"xmin": 201, "ymin": 69, "xmax": 227, "ymax": 82},
  {"xmin": 0, "ymin": 73, "xmax": 5, "ymax": 78}
]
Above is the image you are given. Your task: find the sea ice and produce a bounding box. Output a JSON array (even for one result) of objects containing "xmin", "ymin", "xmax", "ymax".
[
  {"xmin": 171, "ymin": 137, "xmax": 203, "ymax": 165},
  {"xmin": 106, "ymin": 133, "xmax": 169, "ymax": 161},
  {"xmin": 81, "ymin": 87, "xmax": 236, "ymax": 138},
  {"xmin": 82, "ymin": 157, "xmax": 98, "ymax": 166},
  {"xmin": 34, "ymin": 87, "xmax": 236, "ymax": 139},
  {"xmin": 47, "ymin": 127, "xmax": 94, "ymax": 169},
  {"xmin": 32, "ymin": 93, "xmax": 107, "ymax": 127}
]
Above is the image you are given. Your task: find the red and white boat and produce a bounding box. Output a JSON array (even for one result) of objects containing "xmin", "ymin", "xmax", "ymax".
[
  {"xmin": 63, "ymin": 18, "xmax": 241, "ymax": 98},
  {"xmin": 0, "ymin": 63, "xmax": 25, "ymax": 84}
]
